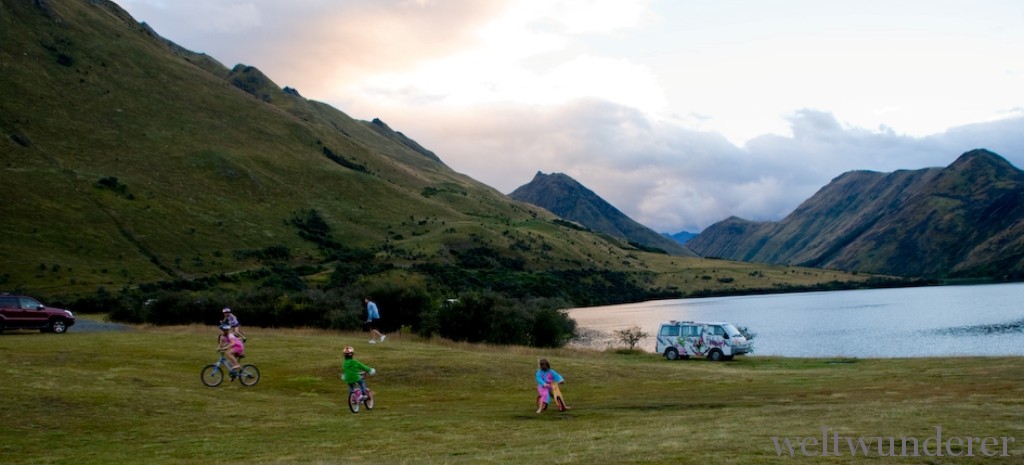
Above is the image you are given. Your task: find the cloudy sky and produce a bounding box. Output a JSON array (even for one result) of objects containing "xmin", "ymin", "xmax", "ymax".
[{"xmin": 118, "ymin": 0, "xmax": 1024, "ymax": 234}]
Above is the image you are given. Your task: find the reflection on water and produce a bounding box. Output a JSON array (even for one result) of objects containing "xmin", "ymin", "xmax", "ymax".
[
  {"xmin": 933, "ymin": 319, "xmax": 1024, "ymax": 336},
  {"xmin": 567, "ymin": 282, "xmax": 1024, "ymax": 358}
]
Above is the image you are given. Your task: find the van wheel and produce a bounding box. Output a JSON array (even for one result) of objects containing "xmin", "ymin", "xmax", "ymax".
[
  {"xmin": 708, "ymin": 349, "xmax": 724, "ymax": 361},
  {"xmin": 664, "ymin": 348, "xmax": 679, "ymax": 360}
]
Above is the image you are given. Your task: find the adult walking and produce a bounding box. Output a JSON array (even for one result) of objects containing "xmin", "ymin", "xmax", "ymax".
[{"xmin": 364, "ymin": 297, "xmax": 385, "ymax": 344}]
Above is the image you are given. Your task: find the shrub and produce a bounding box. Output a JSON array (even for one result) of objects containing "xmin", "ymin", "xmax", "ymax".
[
  {"xmin": 614, "ymin": 326, "xmax": 649, "ymax": 350},
  {"xmin": 262, "ymin": 264, "xmax": 307, "ymax": 292},
  {"xmin": 136, "ymin": 291, "xmax": 223, "ymax": 326},
  {"xmin": 361, "ymin": 285, "xmax": 436, "ymax": 334},
  {"xmin": 291, "ymin": 209, "xmax": 341, "ymax": 250},
  {"xmin": 426, "ymin": 292, "xmax": 575, "ymax": 348}
]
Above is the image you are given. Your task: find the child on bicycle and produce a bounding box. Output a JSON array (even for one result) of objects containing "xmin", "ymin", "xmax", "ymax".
[
  {"xmin": 342, "ymin": 346, "xmax": 376, "ymax": 399},
  {"xmin": 535, "ymin": 358, "xmax": 565, "ymax": 413},
  {"xmin": 216, "ymin": 324, "xmax": 245, "ymax": 376},
  {"xmin": 220, "ymin": 307, "xmax": 246, "ymax": 342}
]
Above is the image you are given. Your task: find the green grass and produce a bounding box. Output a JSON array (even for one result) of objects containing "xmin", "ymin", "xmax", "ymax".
[{"xmin": 2, "ymin": 315, "xmax": 1022, "ymax": 464}]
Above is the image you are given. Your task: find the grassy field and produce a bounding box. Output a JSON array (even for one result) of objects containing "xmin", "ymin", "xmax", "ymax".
[{"xmin": 2, "ymin": 315, "xmax": 1022, "ymax": 465}]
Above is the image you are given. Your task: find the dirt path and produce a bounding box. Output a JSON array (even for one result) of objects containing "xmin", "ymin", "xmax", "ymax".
[{"xmin": 72, "ymin": 316, "xmax": 132, "ymax": 332}]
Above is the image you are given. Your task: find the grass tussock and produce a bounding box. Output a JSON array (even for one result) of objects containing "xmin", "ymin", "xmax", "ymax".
[{"xmin": 1, "ymin": 315, "xmax": 1022, "ymax": 464}]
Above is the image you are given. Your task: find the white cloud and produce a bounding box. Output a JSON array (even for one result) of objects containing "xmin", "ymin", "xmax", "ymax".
[
  {"xmin": 116, "ymin": 0, "xmax": 1024, "ymax": 234},
  {"xmin": 336, "ymin": 0, "xmax": 662, "ymax": 115},
  {"xmin": 396, "ymin": 99, "xmax": 1024, "ymax": 233}
]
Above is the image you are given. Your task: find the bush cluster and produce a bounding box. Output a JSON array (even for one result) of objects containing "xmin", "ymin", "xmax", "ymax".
[
  {"xmin": 62, "ymin": 210, "xmax": 666, "ymax": 348},
  {"xmin": 90, "ymin": 283, "xmax": 575, "ymax": 348},
  {"xmin": 423, "ymin": 292, "xmax": 575, "ymax": 347}
]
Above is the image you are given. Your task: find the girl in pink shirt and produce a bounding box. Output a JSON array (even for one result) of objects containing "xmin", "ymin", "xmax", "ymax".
[{"xmin": 216, "ymin": 324, "xmax": 245, "ymax": 374}]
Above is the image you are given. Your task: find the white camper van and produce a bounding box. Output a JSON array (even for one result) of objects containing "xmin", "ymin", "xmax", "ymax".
[{"xmin": 655, "ymin": 320, "xmax": 751, "ymax": 361}]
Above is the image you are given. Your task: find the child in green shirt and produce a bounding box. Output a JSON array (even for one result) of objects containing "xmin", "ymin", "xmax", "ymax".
[{"xmin": 342, "ymin": 346, "xmax": 375, "ymax": 398}]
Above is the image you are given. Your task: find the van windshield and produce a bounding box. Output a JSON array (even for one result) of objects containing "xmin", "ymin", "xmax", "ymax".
[{"xmin": 721, "ymin": 323, "xmax": 742, "ymax": 337}]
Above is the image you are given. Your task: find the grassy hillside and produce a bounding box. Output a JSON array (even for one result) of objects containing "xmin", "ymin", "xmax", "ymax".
[
  {"xmin": 1, "ymin": 0, "xmax": 541, "ymax": 290},
  {"xmin": 689, "ymin": 150, "xmax": 1024, "ymax": 279},
  {"xmin": 1, "ymin": 0, "xmax": 890, "ymax": 317},
  {"xmin": 2, "ymin": 318, "xmax": 1022, "ymax": 464}
]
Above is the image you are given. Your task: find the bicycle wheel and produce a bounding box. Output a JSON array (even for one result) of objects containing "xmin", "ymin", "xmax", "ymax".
[
  {"xmin": 201, "ymin": 365, "xmax": 223, "ymax": 387},
  {"xmin": 363, "ymin": 390, "xmax": 374, "ymax": 410},
  {"xmin": 348, "ymin": 392, "xmax": 361, "ymax": 413},
  {"xmin": 238, "ymin": 364, "xmax": 260, "ymax": 386}
]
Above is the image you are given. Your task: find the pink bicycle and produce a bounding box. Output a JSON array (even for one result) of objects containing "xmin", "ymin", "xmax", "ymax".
[{"xmin": 348, "ymin": 372, "xmax": 375, "ymax": 413}]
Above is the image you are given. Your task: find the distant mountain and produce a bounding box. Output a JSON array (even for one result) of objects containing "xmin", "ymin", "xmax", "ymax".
[
  {"xmin": 665, "ymin": 231, "xmax": 698, "ymax": 245},
  {"xmin": 509, "ymin": 172, "xmax": 696, "ymax": 256},
  {"xmin": 687, "ymin": 149, "xmax": 1024, "ymax": 279}
]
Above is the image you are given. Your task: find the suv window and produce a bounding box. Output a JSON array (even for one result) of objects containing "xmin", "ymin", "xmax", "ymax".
[
  {"xmin": 0, "ymin": 296, "xmax": 17, "ymax": 308},
  {"xmin": 18, "ymin": 297, "xmax": 41, "ymax": 309},
  {"xmin": 660, "ymin": 325, "xmax": 680, "ymax": 337}
]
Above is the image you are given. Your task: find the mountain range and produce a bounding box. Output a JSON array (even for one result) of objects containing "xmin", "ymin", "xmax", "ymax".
[
  {"xmin": 509, "ymin": 172, "xmax": 695, "ymax": 256},
  {"xmin": 1, "ymin": 0, "xmax": 874, "ymax": 301},
  {"xmin": 687, "ymin": 149, "xmax": 1024, "ymax": 279},
  {"xmin": 665, "ymin": 231, "xmax": 698, "ymax": 245}
]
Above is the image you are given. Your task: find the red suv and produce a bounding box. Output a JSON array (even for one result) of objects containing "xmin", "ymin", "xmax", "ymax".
[{"xmin": 0, "ymin": 294, "xmax": 75, "ymax": 334}]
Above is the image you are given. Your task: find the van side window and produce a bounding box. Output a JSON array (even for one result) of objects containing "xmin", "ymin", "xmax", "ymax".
[
  {"xmin": 660, "ymin": 325, "xmax": 680, "ymax": 337},
  {"xmin": 682, "ymin": 325, "xmax": 700, "ymax": 337},
  {"xmin": 710, "ymin": 325, "xmax": 726, "ymax": 336}
]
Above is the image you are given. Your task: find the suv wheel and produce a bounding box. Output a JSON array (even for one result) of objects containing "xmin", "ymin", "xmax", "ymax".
[{"xmin": 49, "ymin": 318, "xmax": 68, "ymax": 334}]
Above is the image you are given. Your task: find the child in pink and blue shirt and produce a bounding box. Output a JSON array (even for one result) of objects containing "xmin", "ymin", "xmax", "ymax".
[{"xmin": 535, "ymin": 358, "xmax": 564, "ymax": 413}]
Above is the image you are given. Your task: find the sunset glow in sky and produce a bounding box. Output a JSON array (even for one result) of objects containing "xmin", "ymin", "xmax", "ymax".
[{"xmin": 119, "ymin": 0, "xmax": 1024, "ymax": 233}]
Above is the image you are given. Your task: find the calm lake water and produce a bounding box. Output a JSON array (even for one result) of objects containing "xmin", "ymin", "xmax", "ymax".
[{"xmin": 568, "ymin": 282, "xmax": 1024, "ymax": 358}]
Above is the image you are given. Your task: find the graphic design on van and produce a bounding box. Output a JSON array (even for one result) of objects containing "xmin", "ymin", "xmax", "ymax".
[{"xmin": 655, "ymin": 320, "xmax": 751, "ymax": 361}]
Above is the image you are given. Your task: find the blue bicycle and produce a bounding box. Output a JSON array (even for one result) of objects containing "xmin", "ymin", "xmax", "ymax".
[{"xmin": 201, "ymin": 352, "xmax": 260, "ymax": 387}]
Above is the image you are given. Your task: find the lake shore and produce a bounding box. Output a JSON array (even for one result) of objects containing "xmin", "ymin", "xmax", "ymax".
[{"xmin": 568, "ymin": 282, "xmax": 1024, "ymax": 357}]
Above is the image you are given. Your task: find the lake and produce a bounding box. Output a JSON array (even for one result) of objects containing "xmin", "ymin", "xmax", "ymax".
[{"xmin": 567, "ymin": 282, "xmax": 1024, "ymax": 358}]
